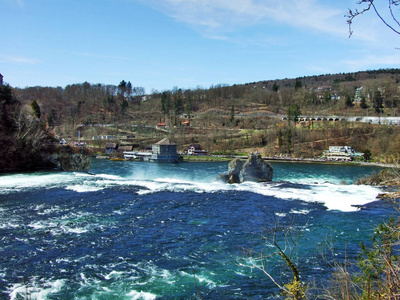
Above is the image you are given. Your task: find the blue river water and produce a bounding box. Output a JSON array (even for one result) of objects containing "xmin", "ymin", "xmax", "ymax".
[{"xmin": 0, "ymin": 160, "xmax": 394, "ymax": 299}]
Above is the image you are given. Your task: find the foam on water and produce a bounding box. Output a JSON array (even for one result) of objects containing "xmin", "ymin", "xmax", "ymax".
[
  {"xmin": 65, "ymin": 184, "xmax": 105, "ymax": 193},
  {"xmin": 309, "ymin": 183, "xmax": 380, "ymax": 211},
  {"xmin": 96, "ymin": 171, "xmax": 381, "ymax": 212},
  {"xmin": 231, "ymin": 181, "xmax": 381, "ymax": 212},
  {"xmin": 94, "ymin": 173, "xmax": 125, "ymax": 181},
  {"xmin": 103, "ymin": 270, "xmax": 127, "ymax": 280},
  {"xmin": 126, "ymin": 290, "xmax": 157, "ymax": 300},
  {"xmin": 2, "ymin": 170, "xmax": 381, "ymax": 213},
  {"xmin": 0, "ymin": 174, "xmax": 67, "ymax": 193},
  {"xmin": 0, "ymin": 222, "xmax": 20, "ymax": 229},
  {"xmin": 0, "ymin": 160, "xmax": 382, "ymax": 213},
  {"xmin": 8, "ymin": 279, "xmax": 66, "ymax": 300},
  {"xmin": 37, "ymin": 206, "xmax": 61, "ymax": 215},
  {"xmin": 0, "ymin": 172, "xmax": 92, "ymax": 194},
  {"xmin": 0, "ymin": 168, "xmax": 383, "ymax": 213}
]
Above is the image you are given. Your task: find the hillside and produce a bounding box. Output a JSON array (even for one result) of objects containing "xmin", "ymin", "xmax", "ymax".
[{"xmin": 6, "ymin": 68, "xmax": 400, "ymax": 162}]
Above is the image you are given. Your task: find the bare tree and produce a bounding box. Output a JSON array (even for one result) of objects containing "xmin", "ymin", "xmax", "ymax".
[
  {"xmin": 347, "ymin": 0, "xmax": 400, "ymax": 37},
  {"xmin": 243, "ymin": 212, "xmax": 307, "ymax": 299}
]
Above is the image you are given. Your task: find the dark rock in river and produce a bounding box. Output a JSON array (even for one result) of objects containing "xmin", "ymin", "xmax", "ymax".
[
  {"xmin": 228, "ymin": 158, "xmax": 244, "ymax": 177},
  {"xmin": 216, "ymin": 174, "xmax": 229, "ymax": 183},
  {"xmin": 241, "ymin": 155, "xmax": 273, "ymax": 182},
  {"xmin": 228, "ymin": 173, "xmax": 241, "ymax": 184},
  {"xmin": 218, "ymin": 154, "xmax": 273, "ymax": 183},
  {"xmin": 216, "ymin": 173, "xmax": 240, "ymax": 184}
]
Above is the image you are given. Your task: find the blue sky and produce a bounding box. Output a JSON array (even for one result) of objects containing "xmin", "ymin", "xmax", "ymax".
[{"xmin": 1, "ymin": 0, "xmax": 400, "ymax": 93}]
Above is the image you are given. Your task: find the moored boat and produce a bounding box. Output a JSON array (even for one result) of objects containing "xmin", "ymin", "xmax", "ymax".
[{"xmin": 110, "ymin": 157, "xmax": 125, "ymax": 161}]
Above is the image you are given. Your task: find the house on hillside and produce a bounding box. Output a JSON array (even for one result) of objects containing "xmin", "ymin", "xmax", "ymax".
[
  {"xmin": 314, "ymin": 86, "xmax": 332, "ymax": 100},
  {"xmin": 118, "ymin": 145, "xmax": 133, "ymax": 152},
  {"xmin": 93, "ymin": 135, "xmax": 116, "ymax": 140},
  {"xmin": 157, "ymin": 123, "xmax": 167, "ymax": 129},
  {"xmin": 355, "ymin": 87, "xmax": 364, "ymax": 102},
  {"xmin": 187, "ymin": 144, "xmax": 207, "ymax": 156},
  {"xmin": 0, "ymin": 73, "xmax": 3, "ymax": 86},
  {"xmin": 105, "ymin": 143, "xmax": 118, "ymax": 154},
  {"xmin": 181, "ymin": 121, "xmax": 190, "ymax": 127},
  {"xmin": 323, "ymin": 146, "xmax": 362, "ymax": 161},
  {"xmin": 149, "ymin": 138, "xmax": 178, "ymax": 163}
]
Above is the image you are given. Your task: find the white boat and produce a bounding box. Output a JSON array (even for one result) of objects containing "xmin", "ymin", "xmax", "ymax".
[
  {"xmin": 123, "ymin": 151, "xmax": 152, "ymax": 160},
  {"xmin": 123, "ymin": 151, "xmax": 138, "ymax": 160}
]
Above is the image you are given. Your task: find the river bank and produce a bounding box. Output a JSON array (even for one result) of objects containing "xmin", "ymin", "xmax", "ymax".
[{"xmin": 181, "ymin": 155, "xmax": 399, "ymax": 169}]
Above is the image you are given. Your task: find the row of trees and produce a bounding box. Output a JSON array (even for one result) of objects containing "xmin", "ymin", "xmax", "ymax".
[
  {"xmin": 13, "ymin": 80, "xmax": 146, "ymax": 130},
  {"xmin": 10, "ymin": 70, "xmax": 400, "ymax": 135}
]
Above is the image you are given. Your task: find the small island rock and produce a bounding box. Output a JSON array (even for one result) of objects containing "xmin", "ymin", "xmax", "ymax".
[
  {"xmin": 241, "ymin": 155, "xmax": 273, "ymax": 182},
  {"xmin": 228, "ymin": 158, "xmax": 244, "ymax": 177},
  {"xmin": 217, "ymin": 154, "xmax": 273, "ymax": 183}
]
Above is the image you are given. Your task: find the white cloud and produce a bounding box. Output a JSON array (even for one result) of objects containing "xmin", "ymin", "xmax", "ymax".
[
  {"xmin": 0, "ymin": 54, "xmax": 40, "ymax": 65},
  {"xmin": 139, "ymin": 0, "xmax": 346, "ymax": 36},
  {"xmin": 342, "ymin": 53, "xmax": 400, "ymax": 70},
  {"xmin": 77, "ymin": 52, "xmax": 132, "ymax": 61},
  {"xmin": 5, "ymin": 0, "xmax": 24, "ymax": 8}
]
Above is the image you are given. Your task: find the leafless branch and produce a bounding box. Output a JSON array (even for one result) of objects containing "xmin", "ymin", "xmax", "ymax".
[
  {"xmin": 243, "ymin": 211, "xmax": 307, "ymax": 298},
  {"xmin": 346, "ymin": 0, "xmax": 400, "ymax": 37}
]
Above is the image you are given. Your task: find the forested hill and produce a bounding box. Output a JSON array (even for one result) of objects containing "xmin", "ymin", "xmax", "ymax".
[
  {"xmin": 9, "ymin": 68, "xmax": 400, "ymax": 128},
  {"xmin": 249, "ymin": 68, "xmax": 400, "ymax": 89},
  {"xmin": 4, "ymin": 68, "xmax": 400, "ymax": 161}
]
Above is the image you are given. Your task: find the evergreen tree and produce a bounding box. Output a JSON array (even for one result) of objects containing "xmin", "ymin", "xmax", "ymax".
[
  {"xmin": 120, "ymin": 98, "xmax": 129, "ymax": 112},
  {"xmin": 345, "ymin": 95, "xmax": 354, "ymax": 107},
  {"xmin": 118, "ymin": 80, "xmax": 127, "ymax": 99},
  {"xmin": 287, "ymin": 104, "xmax": 301, "ymax": 124},
  {"xmin": 373, "ymin": 90, "xmax": 384, "ymax": 114},
  {"xmin": 360, "ymin": 97, "xmax": 368, "ymax": 109},
  {"xmin": 278, "ymin": 129, "xmax": 283, "ymax": 148},
  {"xmin": 47, "ymin": 108, "xmax": 56, "ymax": 128},
  {"xmin": 0, "ymin": 84, "xmax": 14, "ymax": 104},
  {"xmin": 161, "ymin": 92, "xmax": 170, "ymax": 117},
  {"xmin": 30, "ymin": 100, "xmax": 41, "ymax": 119},
  {"xmin": 363, "ymin": 149, "xmax": 372, "ymax": 161},
  {"xmin": 173, "ymin": 93, "xmax": 184, "ymax": 118},
  {"xmin": 185, "ymin": 93, "xmax": 192, "ymax": 119},
  {"xmin": 286, "ymin": 129, "xmax": 292, "ymax": 154},
  {"xmin": 126, "ymin": 81, "xmax": 132, "ymax": 99}
]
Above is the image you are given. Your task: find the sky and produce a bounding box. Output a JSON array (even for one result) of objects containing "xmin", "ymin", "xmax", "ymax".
[{"xmin": 1, "ymin": 0, "xmax": 400, "ymax": 93}]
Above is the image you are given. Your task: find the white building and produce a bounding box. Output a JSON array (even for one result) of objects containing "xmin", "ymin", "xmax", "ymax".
[{"xmin": 324, "ymin": 146, "xmax": 357, "ymax": 161}]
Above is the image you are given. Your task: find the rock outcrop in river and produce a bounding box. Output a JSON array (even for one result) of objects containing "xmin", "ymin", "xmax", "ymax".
[
  {"xmin": 218, "ymin": 154, "xmax": 273, "ymax": 183},
  {"xmin": 49, "ymin": 146, "xmax": 91, "ymax": 172}
]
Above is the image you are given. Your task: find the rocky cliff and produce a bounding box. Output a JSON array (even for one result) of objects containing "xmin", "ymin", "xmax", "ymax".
[
  {"xmin": 49, "ymin": 146, "xmax": 91, "ymax": 172},
  {"xmin": 0, "ymin": 84, "xmax": 91, "ymax": 173}
]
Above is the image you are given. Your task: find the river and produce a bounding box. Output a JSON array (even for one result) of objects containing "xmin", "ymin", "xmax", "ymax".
[{"xmin": 0, "ymin": 160, "xmax": 393, "ymax": 299}]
